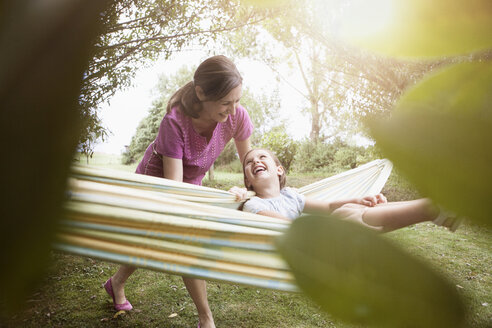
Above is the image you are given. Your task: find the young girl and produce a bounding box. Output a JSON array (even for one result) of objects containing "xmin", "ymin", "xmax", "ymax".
[{"xmin": 241, "ymin": 149, "xmax": 460, "ymax": 232}]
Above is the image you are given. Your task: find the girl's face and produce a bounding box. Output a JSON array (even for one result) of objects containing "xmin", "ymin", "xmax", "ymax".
[
  {"xmin": 243, "ymin": 149, "xmax": 284, "ymax": 189},
  {"xmin": 197, "ymin": 84, "xmax": 242, "ymax": 123}
]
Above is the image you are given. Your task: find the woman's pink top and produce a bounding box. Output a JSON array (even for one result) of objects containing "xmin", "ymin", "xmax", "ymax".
[{"xmin": 136, "ymin": 105, "xmax": 253, "ymax": 185}]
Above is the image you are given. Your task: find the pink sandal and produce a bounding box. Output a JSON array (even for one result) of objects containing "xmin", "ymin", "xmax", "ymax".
[{"xmin": 103, "ymin": 277, "xmax": 133, "ymax": 311}]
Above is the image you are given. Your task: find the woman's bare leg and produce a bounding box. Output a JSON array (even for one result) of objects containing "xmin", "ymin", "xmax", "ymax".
[
  {"xmin": 111, "ymin": 265, "xmax": 137, "ymax": 304},
  {"xmin": 183, "ymin": 277, "xmax": 215, "ymax": 328},
  {"xmin": 362, "ymin": 198, "xmax": 439, "ymax": 232}
]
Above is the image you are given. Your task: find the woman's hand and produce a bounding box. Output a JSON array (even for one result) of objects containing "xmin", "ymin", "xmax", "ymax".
[{"xmin": 228, "ymin": 186, "xmax": 249, "ymax": 201}]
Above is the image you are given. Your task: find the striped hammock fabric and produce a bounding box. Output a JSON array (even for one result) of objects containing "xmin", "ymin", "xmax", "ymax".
[{"xmin": 55, "ymin": 159, "xmax": 393, "ymax": 292}]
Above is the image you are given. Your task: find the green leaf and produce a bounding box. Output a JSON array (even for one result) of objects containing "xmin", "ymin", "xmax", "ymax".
[
  {"xmin": 277, "ymin": 215, "xmax": 465, "ymax": 327},
  {"xmin": 339, "ymin": 0, "xmax": 492, "ymax": 57},
  {"xmin": 0, "ymin": 0, "xmax": 108, "ymax": 312},
  {"xmin": 368, "ymin": 62, "xmax": 492, "ymax": 227}
]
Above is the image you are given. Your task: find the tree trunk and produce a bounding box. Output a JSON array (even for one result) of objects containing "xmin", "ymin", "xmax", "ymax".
[
  {"xmin": 310, "ymin": 108, "xmax": 321, "ymax": 144},
  {"xmin": 209, "ymin": 163, "xmax": 215, "ymax": 181}
]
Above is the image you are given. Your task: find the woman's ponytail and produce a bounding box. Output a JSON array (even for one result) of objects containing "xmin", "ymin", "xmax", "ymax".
[{"xmin": 166, "ymin": 81, "xmax": 201, "ymax": 118}]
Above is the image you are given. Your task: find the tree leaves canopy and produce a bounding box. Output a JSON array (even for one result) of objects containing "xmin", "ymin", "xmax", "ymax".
[
  {"xmin": 228, "ymin": 0, "xmax": 453, "ymax": 143},
  {"xmin": 79, "ymin": 0, "xmax": 271, "ymax": 154}
]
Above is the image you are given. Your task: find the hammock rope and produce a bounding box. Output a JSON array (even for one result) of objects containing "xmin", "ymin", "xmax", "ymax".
[{"xmin": 55, "ymin": 159, "xmax": 393, "ymax": 292}]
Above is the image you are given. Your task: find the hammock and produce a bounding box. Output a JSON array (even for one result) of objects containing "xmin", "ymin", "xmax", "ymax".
[{"xmin": 55, "ymin": 159, "xmax": 393, "ymax": 292}]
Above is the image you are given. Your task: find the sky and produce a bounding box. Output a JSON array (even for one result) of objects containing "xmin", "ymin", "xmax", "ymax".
[{"xmin": 94, "ymin": 50, "xmax": 310, "ymax": 154}]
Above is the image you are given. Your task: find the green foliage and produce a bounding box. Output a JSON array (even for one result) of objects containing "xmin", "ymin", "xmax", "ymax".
[
  {"xmin": 78, "ymin": 124, "xmax": 110, "ymax": 164},
  {"xmin": 292, "ymin": 140, "xmax": 336, "ymax": 173},
  {"xmin": 121, "ymin": 66, "xmax": 193, "ymax": 164},
  {"xmin": 215, "ymin": 140, "xmax": 238, "ymax": 167},
  {"xmin": 369, "ymin": 62, "xmax": 492, "ymax": 227},
  {"xmin": 240, "ymin": 88, "xmax": 282, "ymax": 143},
  {"xmin": 292, "ymin": 139, "xmax": 372, "ymax": 174},
  {"xmin": 121, "ymin": 101, "xmax": 165, "ymax": 164},
  {"xmin": 277, "ymin": 215, "xmax": 465, "ymax": 327},
  {"xmin": 339, "ymin": 0, "xmax": 492, "ymax": 57},
  {"xmin": 272, "ymin": 1, "xmax": 492, "ymax": 326},
  {"xmin": 155, "ymin": 65, "xmax": 196, "ymax": 105},
  {"xmin": 0, "ymin": 0, "xmax": 108, "ymax": 312},
  {"xmin": 231, "ymin": 0, "xmax": 450, "ymax": 143},
  {"xmin": 78, "ymin": 0, "xmax": 270, "ymax": 155},
  {"xmin": 333, "ymin": 148, "xmax": 358, "ymax": 169},
  {"xmin": 246, "ymin": 3, "xmax": 492, "ymax": 323},
  {"xmin": 258, "ymin": 127, "xmax": 298, "ymax": 172}
]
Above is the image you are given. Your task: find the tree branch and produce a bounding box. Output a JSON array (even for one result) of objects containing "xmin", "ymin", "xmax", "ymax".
[
  {"xmin": 98, "ymin": 15, "xmax": 268, "ymax": 51},
  {"xmin": 293, "ymin": 48, "xmax": 314, "ymax": 98}
]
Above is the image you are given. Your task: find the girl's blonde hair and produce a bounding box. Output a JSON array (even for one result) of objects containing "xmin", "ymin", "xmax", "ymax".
[{"xmin": 242, "ymin": 148, "xmax": 287, "ymax": 191}]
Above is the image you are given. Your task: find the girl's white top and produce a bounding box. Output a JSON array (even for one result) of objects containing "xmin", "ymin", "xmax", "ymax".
[{"xmin": 243, "ymin": 187, "xmax": 305, "ymax": 220}]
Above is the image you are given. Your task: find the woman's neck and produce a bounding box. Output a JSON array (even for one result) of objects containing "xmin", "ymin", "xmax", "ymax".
[{"xmin": 191, "ymin": 117, "xmax": 216, "ymax": 139}]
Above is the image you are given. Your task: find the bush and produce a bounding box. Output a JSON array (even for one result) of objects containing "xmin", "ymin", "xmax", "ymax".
[
  {"xmin": 215, "ymin": 160, "xmax": 243, "ymax": 173},
  {"xmin": 292, "ymin": 139, "xmax": 378, "ymax": 173},
  {"xmin": 121, "ymin": 101, "xmax": 165, "ymax": 165},
  {"xmin": 215, "ymin": 140, "xmax": 237, "ymax": 166},
  {"xmin": 258, "ymin": 127, "xmax": 298, "ymax": 172},
  {"xmin": 291, "ymin": 140, "xmax": 337, "ymax": 173},
  {"xmin": 333, "ymin": 147, "xmax": 359, "ymax": 169}
]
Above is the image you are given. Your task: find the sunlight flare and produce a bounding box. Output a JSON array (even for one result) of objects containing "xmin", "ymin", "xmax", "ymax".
[{"xmin": 338, "ymin": 0, "xmax": 395, "ymax": 40}]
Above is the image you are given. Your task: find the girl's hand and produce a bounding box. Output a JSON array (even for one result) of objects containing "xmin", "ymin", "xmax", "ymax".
[
  {"xmin": 360, "ymin": 193, "xmax": 387, "ymax": 207},
  {"xmin": 228, "ymin": 186, "xmax": 248, "ymax": 201},
  {"xmin": 358, "ymin": 197, "xmax": 376, "ymax": 207},
  {"xmin": 374, "ymin": 193, "xmax": 387, "ymax": 204}
]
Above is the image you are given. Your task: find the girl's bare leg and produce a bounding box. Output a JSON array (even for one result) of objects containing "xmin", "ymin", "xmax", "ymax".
[
  {"xmin": 362, "ymin": 198, "xmax": 440, "ymax": 232},
  {"xmin": 111, "ymin": 265, "xmax": 137, "ymax": 304},
  {"xmin": 183, "ymin": 277, "xmax": 215, "ymax": 328}
]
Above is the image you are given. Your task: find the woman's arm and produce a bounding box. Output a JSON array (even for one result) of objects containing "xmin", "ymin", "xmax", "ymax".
[
  {"xmin": 162, "ymin": 156, "xmax": 183, "ymax": 182},
  {"xmin": 229, "ymin": 137, "xmax": 252, "ymax": 201},
  {"xmin": 234, "ymin": 137, "xmax": 251, "ymax": 164}
]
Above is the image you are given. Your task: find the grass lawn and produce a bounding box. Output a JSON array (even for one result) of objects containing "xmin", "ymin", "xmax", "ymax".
[
  {"xmin": 2, "ymin": 154, "xmax": 491, "ymax": 327},
  {"xmin": 73, "ymin": 152, "xmax": 139, "ymax": 172}
]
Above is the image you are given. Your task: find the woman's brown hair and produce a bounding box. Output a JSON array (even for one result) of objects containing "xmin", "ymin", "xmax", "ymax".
[
  {"xmin": 166, "ymin": 55, "xmax": 242, "ymax": 118},
  {"xmin": 242, "ymin": 148, "xmax": 287, "ymax": 192}
]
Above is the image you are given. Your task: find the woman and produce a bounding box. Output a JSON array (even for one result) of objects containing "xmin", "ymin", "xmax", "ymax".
[{"xmin": 104, "ymin": 55, "xmax": 253, "ymax": 328}]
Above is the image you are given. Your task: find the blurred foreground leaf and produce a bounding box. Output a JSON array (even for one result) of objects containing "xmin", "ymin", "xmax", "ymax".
[
  {"xmin": 277, "ymin": 215, "xmax": 465, "ymax": 327},
  {"xmin": 368, "ymin": 62, "xmax": 492, "ymax": 227},
  {"xmin": 340, "ymin": 0, "xmax": 492, "ymax": 57},
  {"xmin": 0, "ymin": 0, "xmax": 108, "ymax": 313}
]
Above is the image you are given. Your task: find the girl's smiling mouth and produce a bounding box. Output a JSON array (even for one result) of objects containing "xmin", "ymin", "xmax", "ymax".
[{"xmin": 253, "ymin": 165, "xmax": 266, "ymax": 175}]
